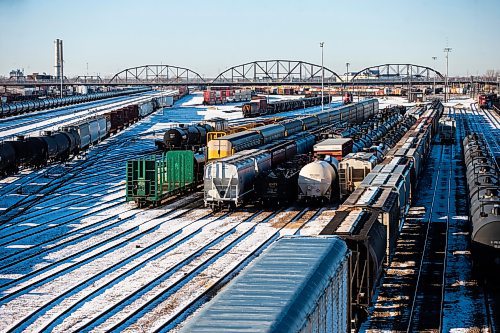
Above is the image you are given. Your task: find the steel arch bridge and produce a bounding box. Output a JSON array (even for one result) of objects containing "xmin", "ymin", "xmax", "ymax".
[
  {"xmin": 350, "ymin": 64, "xmax": 444, "ymax": 82},
  {"xmin": 108, "ymin": 65, "xmax": 206, "ymax": 84},
  {"xmin": 211, "ymin": 60, "xmax": 343, "ymax": 84}
]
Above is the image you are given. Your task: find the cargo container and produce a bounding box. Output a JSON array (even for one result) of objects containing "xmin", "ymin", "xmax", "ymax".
[
  {"xmin": 313, "ymin": 138, "xmax": 354, "ymax": 161},
  {"xmin": 179, "ymin": 236, "xmax": 350, "ymax": 333},
  {"xmin": 126, "ymin": 150, "xmax": 204, "ymax": 207}
]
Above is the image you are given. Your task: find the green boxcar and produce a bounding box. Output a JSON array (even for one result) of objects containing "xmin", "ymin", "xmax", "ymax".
[{"xmin": 126, "ymin": 150, "xmax": 196, "ymax": 207}]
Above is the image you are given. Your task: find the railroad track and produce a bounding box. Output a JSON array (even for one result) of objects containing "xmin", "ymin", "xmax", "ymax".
[
  {"xmin": 0, "ymin": 117, "xmax": 163, "ymax": 221},
  {"xmin": 366, "ymin": 105, "xmax": 496, "ymax": 332},
  {"xmin": 406, "ymin": 140, "xmax": 453, "ymax": 331},
  {"xmin": 456, "ymin": 106, "xmax": 499, "ymax": 332},
  {"xmin": 469, "ymin": 103, "xmax": 500, "ymax": 171},
  {"xmin": 0, "ymin": 138, "xmax": 155, "ymax": 224},
  {"xmin": 0, "ymin": 92, "xmax": 169, "ymax": 140},
  {"xmin": 0, "ymin": 205, "xmax": 325, "ymax": 332},
  {"xmin": 106, "ymin": 207, "xmax": 321, "ymax": 333},
  {"xmin": 0, "ymin": 94, "xmax": 340, "ymax": 331},
  {"xmin": 365, "ymin": 119, "xmax": 453, "ymax": 331},
  {"xmin": 0, "ymin": 202, "xmax": 215, "ymax": 331},
  {"xmin": 483, "ymin": 276, "xmax": 499, "ymax": 333}
]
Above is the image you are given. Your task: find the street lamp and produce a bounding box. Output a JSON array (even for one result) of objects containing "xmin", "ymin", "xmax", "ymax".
[
  {"xmin": 444, "ymin": 48, "xmax": 452, "ymax": 102},
  {"xmin": 345, "ymin": 62, "xmax": 350, "ymax": 98},
  {"xmin": 320, "ymin": 42, "xmax": 324, "ymax": 111},
  {"xmin": 432, "ymin": 57, "xmax": 437, "ymax": 95}
]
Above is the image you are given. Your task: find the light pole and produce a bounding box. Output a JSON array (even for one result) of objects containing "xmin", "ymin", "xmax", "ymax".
[
  {"xmin": 444, "ymin": 48, "xmax": 452, "ymax": 102},
  {"xmin": 346, "ymin": 62, "xmax": 350, "ymax": 97},
  {"xmin": 320, "ymin": 42, "xmax": 324, "ymax": 111},
  {"xmin": 432, "ymin": 57, "xmax": 437, "ymax": 95}
]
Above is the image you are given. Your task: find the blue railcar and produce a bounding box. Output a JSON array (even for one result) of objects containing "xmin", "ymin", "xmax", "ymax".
[{"xmin": 179, "ymin": 236, "xmax": 350, "ymax": 333}]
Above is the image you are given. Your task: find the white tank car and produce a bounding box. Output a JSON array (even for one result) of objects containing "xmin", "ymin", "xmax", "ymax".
[{"xmin": 298, "ymin": 158, "xmax": 338, "ymax": 201}]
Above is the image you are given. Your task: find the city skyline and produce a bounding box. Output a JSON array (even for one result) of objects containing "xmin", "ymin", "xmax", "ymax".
[{"xmin": 1, "ymin": 0, "xmax": 499, "ymax": 78}]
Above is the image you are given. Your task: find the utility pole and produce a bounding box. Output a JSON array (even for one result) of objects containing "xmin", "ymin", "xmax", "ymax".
[
  {"xmin": 320, "ymin": 42, "xmax": 324, "ymax": 111},
  {"xmin": 444, "ymin": 48, "xmax": 452, "ymax": 102},
  {"xmin": 432, "ymin": 57, "xmax": 437, "ymax": 95},
  {"xmin": 345, "ymin": 62, "xmax": 350, "ymax": 97}
]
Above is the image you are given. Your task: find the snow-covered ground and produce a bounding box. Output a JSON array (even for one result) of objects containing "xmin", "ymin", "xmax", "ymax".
[
  {"xmin": 0, "ymin": 91, "xmax": 168, "ymax": 140},
  {"xmin": 2, "ymin": 92, "xmax": 496, "ymax": 332},
  {"xmin": 0, "ymin": 92, "xmax": 335, "ymax": 332}
]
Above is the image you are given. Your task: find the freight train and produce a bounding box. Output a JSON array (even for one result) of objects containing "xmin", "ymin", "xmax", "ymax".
[
  {"xmin": 154, "ymin": 118, "xmax": 285, "ymax": 151},
  {"xmin": 319, "ymin": 100, "xmax": 444, "ymax": 328},
  {"xmin": 0, "ymin": 95, "xmax": 173, "ymax": 176},
  {"xmin": 0, "ymin": 87, "xmax": 152, "ymax": 118},
  {"xmin": 203, "ymin": 89, "xmax": 252, "ymax": 105},
  {"xmin": 463, "ymin": 133, "xmax": 500, "ymax": 264},
  {"xmin": 297, "ymin": 109, "xmax": 418, "ymax": 203},
  {"xmin": 204, "ymin": 132, "xmax": 316, "ymax": 209},
  {"xmin": 208, "ymin": 99, "xmax": 379, "ymax": 160},
  {"xmin": 241, "ymin": 95, "xmax": 331, "ymax": 118},
  {"xmin": 203, "ymin": 100, "xmax": 379, "ymax": 209}
]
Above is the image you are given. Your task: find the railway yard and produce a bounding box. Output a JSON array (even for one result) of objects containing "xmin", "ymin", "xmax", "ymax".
[{"xmin": 0, "ymin": 89, "xmax": 499, "ymax": 333}]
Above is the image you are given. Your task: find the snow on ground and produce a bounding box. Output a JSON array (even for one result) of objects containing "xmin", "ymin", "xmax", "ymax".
[
  {"xmin": 0, "ymin": 92, "xmax": 341, "ymax": 332},
  {"xmin": 0, "ymin": 91, "xmax": 169, "ymax": 140},
  {"xmin": 6, "ymin": 93, "xmax": 487, "ymax": 332}
]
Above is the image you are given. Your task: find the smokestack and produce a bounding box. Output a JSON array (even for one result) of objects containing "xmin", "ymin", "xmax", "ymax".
[{"xmin": 54, "ymin": 39, "xmax": 63, "ymax": 79}]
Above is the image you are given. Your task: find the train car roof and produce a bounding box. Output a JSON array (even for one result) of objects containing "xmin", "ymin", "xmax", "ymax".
[{"xmin": 179, "ymin": 236, "xmax": 348, "ymax": 333}]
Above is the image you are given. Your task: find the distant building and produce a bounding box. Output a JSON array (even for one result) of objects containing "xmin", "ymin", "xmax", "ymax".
[{"xmin": 27, "ymin": 72, "xmax": 55, "ymax": 81}]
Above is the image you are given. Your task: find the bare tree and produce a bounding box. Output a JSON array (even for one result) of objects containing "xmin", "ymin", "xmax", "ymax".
[{"xmin": 485, "ymin": 69, "xmax": 496, "ymax": 78}]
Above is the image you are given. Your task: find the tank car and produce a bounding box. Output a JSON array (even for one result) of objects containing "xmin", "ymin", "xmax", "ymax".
[
  {"xmin": 463, "ymin": 134, "xmax": 500, "ymax": 262},
  {"xmin": 255, "ymin": 155, "xmax": 311, "ymax": 205},
  {"xmin": 162, "ymin": 124, "xmax": 209, "ymax": 150},
  {"xmin": 0, "ymin": 142, "xmax": 17, "ymax": 175},
  {"xmin": 297, "ymin": 157, "xmax": 339, "ymax": 202}
]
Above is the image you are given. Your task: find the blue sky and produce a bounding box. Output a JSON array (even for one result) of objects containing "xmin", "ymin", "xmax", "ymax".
[{"xmin": 0, "ymin": 0, "xmax": 499, "ymax": 78}]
